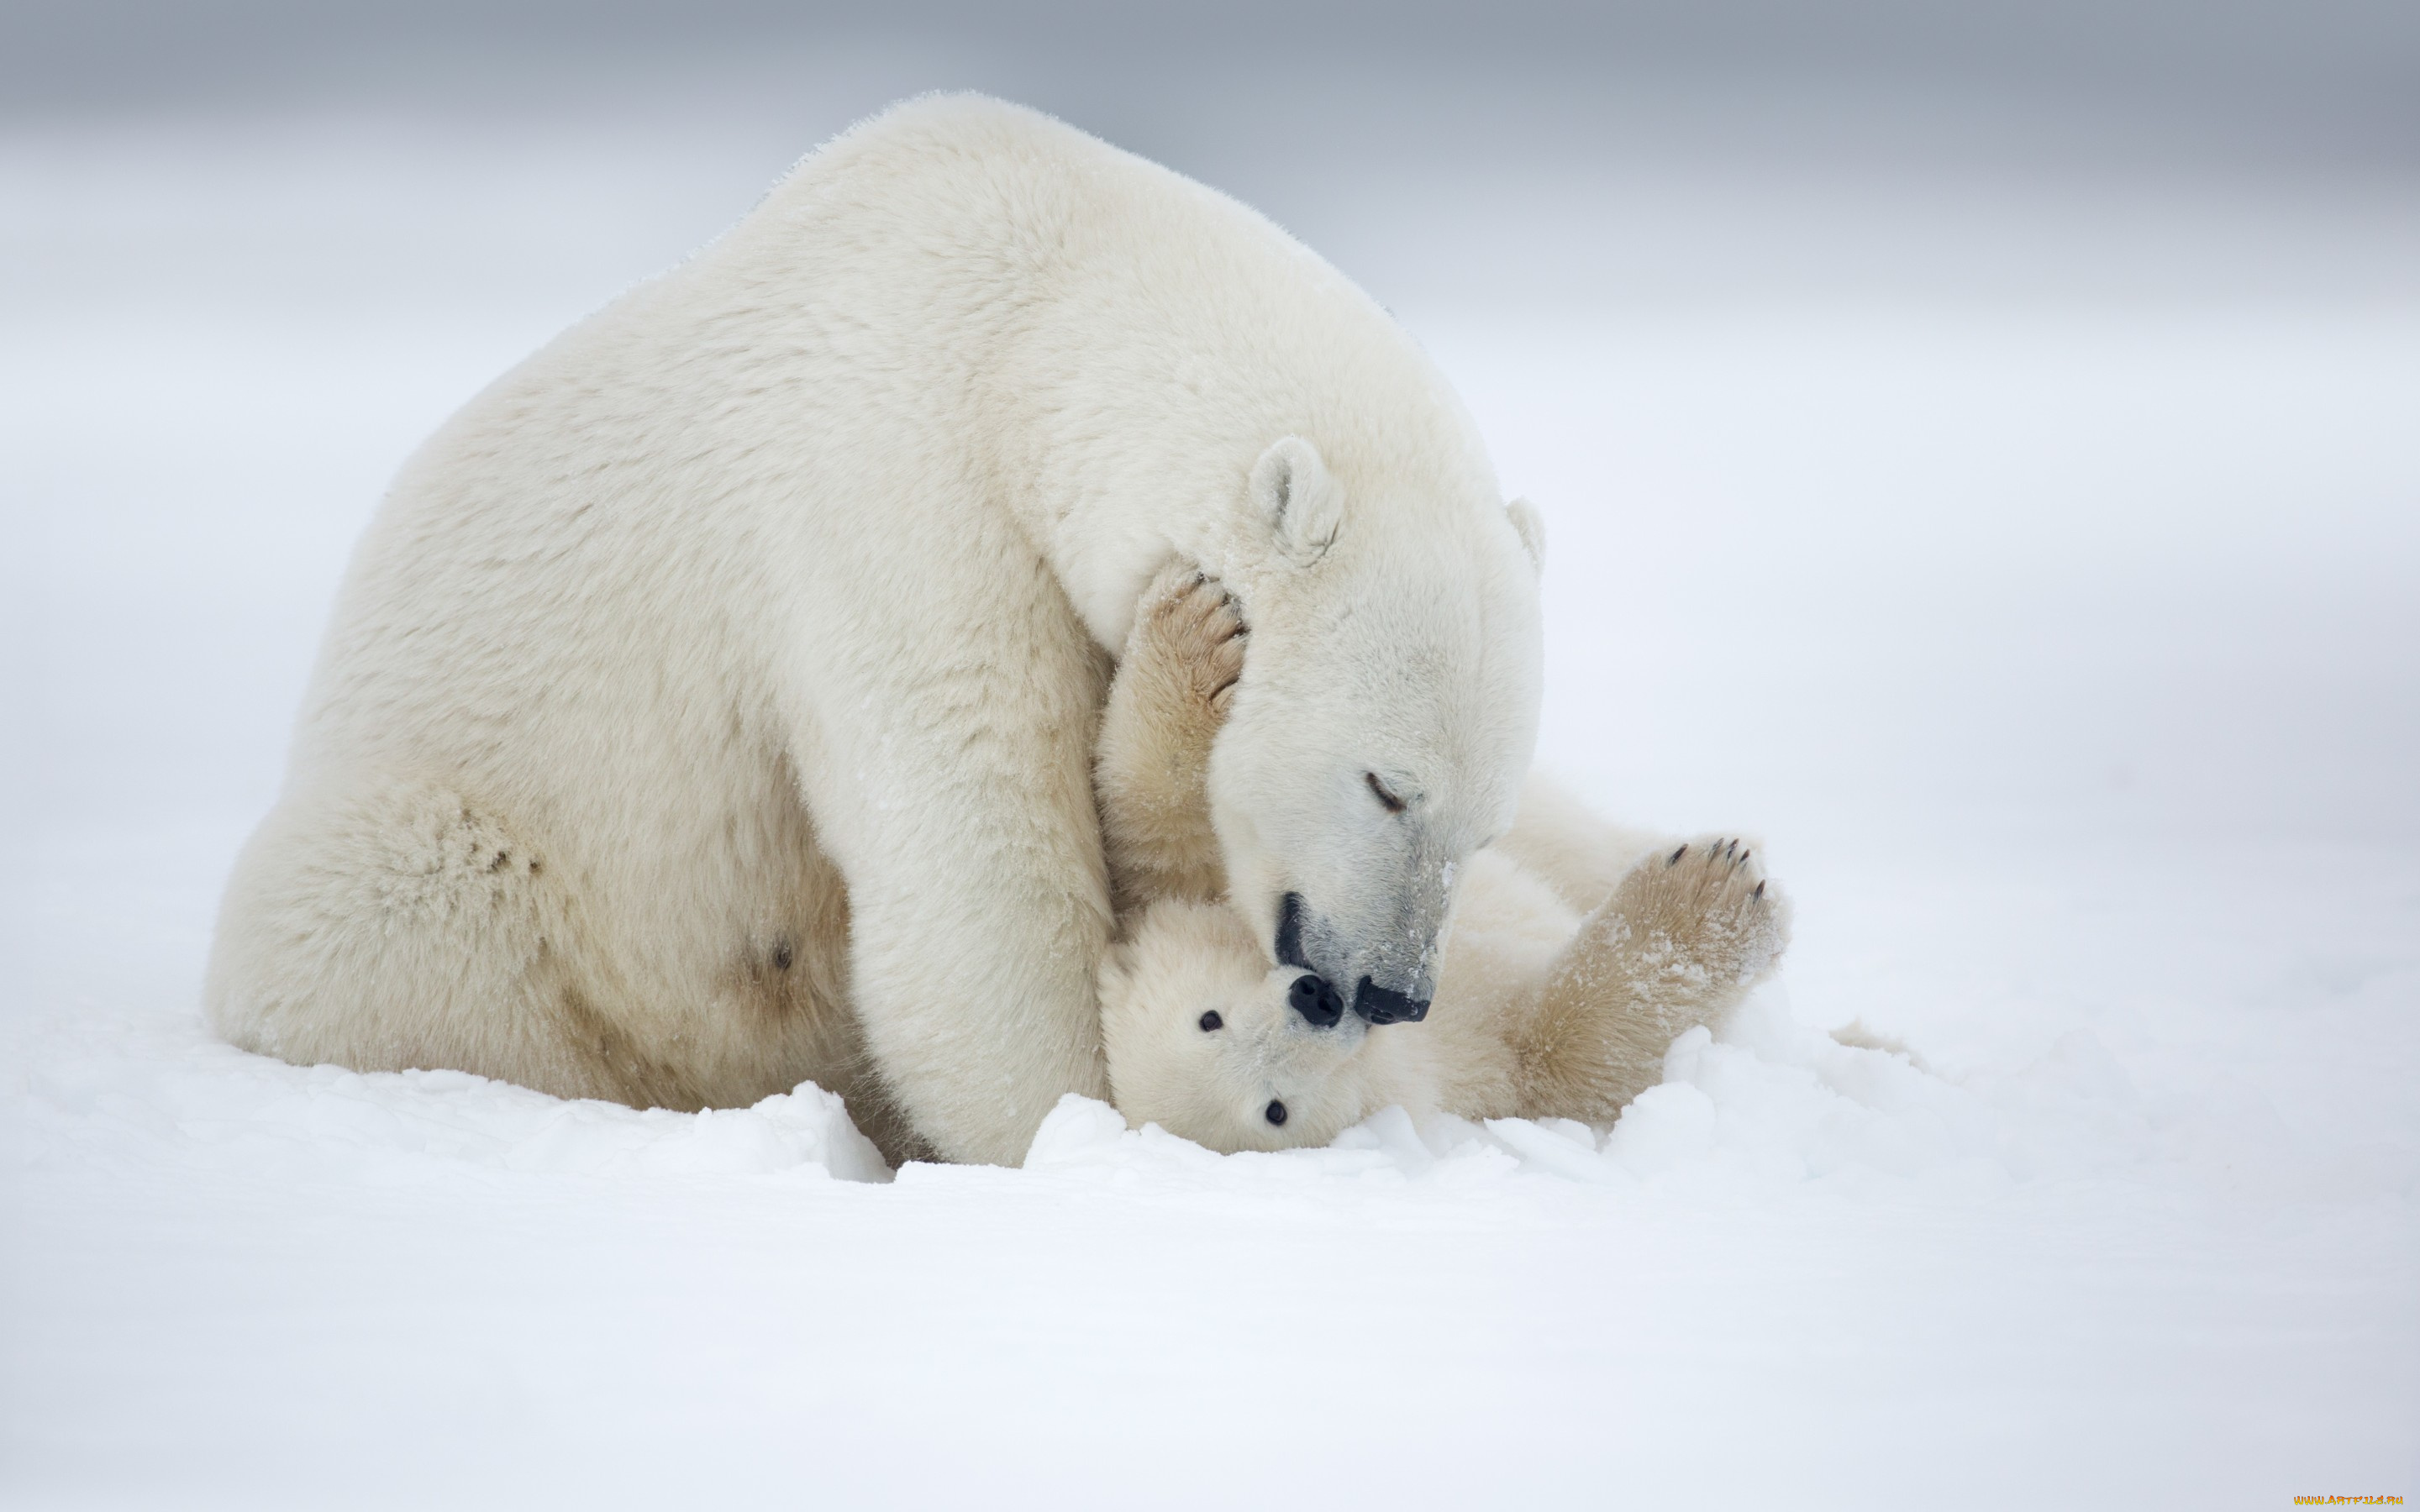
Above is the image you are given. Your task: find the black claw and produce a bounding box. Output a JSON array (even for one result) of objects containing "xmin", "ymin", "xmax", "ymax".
[
  {"xmin": 1752, "ymin": 879, "xmax": 1766, "ymax": 900},
  {"xmin": 1669, "ymin": 844, "xmax": 1687, "ymax": 866}
]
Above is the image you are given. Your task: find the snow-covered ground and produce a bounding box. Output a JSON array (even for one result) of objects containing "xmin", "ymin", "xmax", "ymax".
[{"xmin": 5, "ymin": 91, "xmax": 2417, "ymax": 1509}]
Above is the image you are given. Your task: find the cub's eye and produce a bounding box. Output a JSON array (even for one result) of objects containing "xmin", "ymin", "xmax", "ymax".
[
  {"xmin": 1365, "ymin": 772, "xmax": 1407, "ymax": 813},
  {"xmin": 1198, "ymin": 1011, "xmax": 1223, "ymax": 1032},
  {"xmin": 1265, "ymin": 1100, "xmax": 1288, "ymax": 1126}
]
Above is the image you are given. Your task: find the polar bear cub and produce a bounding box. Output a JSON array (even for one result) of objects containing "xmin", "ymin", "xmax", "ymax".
[{"xmin": 1094, "ymin": 568, "xmax": 1789, "ymax": 1153}]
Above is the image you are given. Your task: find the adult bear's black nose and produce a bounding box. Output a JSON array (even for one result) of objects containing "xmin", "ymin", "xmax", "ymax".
[
  {"xmin": 1353, "ymin": 977, "xmax": 1429, "ymax": 1025},
  {"xmin": 1288, "ymin": 973, "xmax": 1344, "ymax": 1028}
]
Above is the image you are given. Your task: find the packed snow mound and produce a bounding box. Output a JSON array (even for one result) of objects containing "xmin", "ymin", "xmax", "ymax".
[
  {"xmin": 1024, "ymin": 983, "xmax": 2199, "ymax": 1194},
  {"xmin": 24, "ymin": 975, "xmax": 2400, "ymax": 1204},
  {"xmin": 1033, "ymin": 980, "xmax": 2417, "ymax": 1203},
  {"xmin": 18, "ymin": 1001, "xmax": 893, "ymax": 1185}
]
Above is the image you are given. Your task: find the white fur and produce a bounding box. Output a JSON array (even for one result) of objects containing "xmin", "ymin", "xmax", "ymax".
[
  {"xmin": 1101, "ymin": 800, "xmax": 1790, "ymax": 1153},
  {"xmin": 1098, "ymin": 848, "xmax": 1568, "ymax": 1152},
  {"xmin": 206, "ymin": 94, "xmax": 1544, "ymax": 1166}
]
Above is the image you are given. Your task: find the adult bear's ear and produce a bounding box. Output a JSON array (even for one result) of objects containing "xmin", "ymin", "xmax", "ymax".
[
  {"xmin": 1250, "ymin": 437, "xmax": 1342, "ymax": 567},
  {"xmin": 1506, "ymin": 496, "xmax": 1545, "ymax": 574}
]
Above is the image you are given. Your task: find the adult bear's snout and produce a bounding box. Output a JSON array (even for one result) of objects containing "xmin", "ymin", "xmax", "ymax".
[
  {"xmin": 1277, "ymin": 889, "xmax": 1436, "ymax": 1026},
  {"xmin": 1352, "ymin": 977, "xmax": 1429, "ymax": 1025}
]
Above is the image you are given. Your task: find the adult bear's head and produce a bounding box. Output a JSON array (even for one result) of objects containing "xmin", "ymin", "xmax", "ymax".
[{"xmin": 1204, "ymin": 436, "xmax": 1544, "ymax": 1026}]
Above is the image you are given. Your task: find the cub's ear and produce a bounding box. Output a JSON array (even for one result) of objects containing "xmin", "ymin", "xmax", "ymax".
[
  {"xmin": 1506, "ymin": 496, "xmax": 1545, "ymax": 574},
  {"xmin": 1250, "ymin": 437, "xmax": 1343, "ymax": 567}
]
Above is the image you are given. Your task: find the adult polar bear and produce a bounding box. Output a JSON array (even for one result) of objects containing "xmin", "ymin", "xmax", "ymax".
[{"xmin": 207, "ymin": 94, "xmax": 1545, "ymax": 1166}]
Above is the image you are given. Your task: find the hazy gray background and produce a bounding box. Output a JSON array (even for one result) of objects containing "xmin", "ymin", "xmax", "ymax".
[
  {"xmin": 9, "ymin": 0, "xmax": 2419, "ymax": 161},
  {"xmin": 8, "ymin": 0, "xmax": 2417, "ymax": 849}
]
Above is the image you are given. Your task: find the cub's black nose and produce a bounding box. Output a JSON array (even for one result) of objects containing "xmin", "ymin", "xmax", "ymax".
[
  {"xmin": 1353, "ymin": 977, "xmax": 1429, "ymax": 1026},
  {"xmin": 1287, "ymin": 973, "xmax": 1344, "ymax": 1028}
]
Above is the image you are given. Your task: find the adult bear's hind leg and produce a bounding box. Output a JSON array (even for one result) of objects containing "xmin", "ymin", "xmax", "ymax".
[{"xmin": 205, "ymin": 775, "xmax": 670, "ymax": 1106}]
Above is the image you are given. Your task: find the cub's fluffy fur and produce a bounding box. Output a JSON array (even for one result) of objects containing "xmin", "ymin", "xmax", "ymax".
[{"xmin": 1096, "ymin": 568, "xmax": 1789, "ymax": 1152}]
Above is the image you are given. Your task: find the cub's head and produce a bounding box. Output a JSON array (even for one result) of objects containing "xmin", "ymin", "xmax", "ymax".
[
  {"xmin": 1207, "ymin": 436, "xmax": 1544, "ymax": 1026},
  {"xmin": 1100, "ymin": 897, "xmax": 1381, "ymax": 1152}
]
